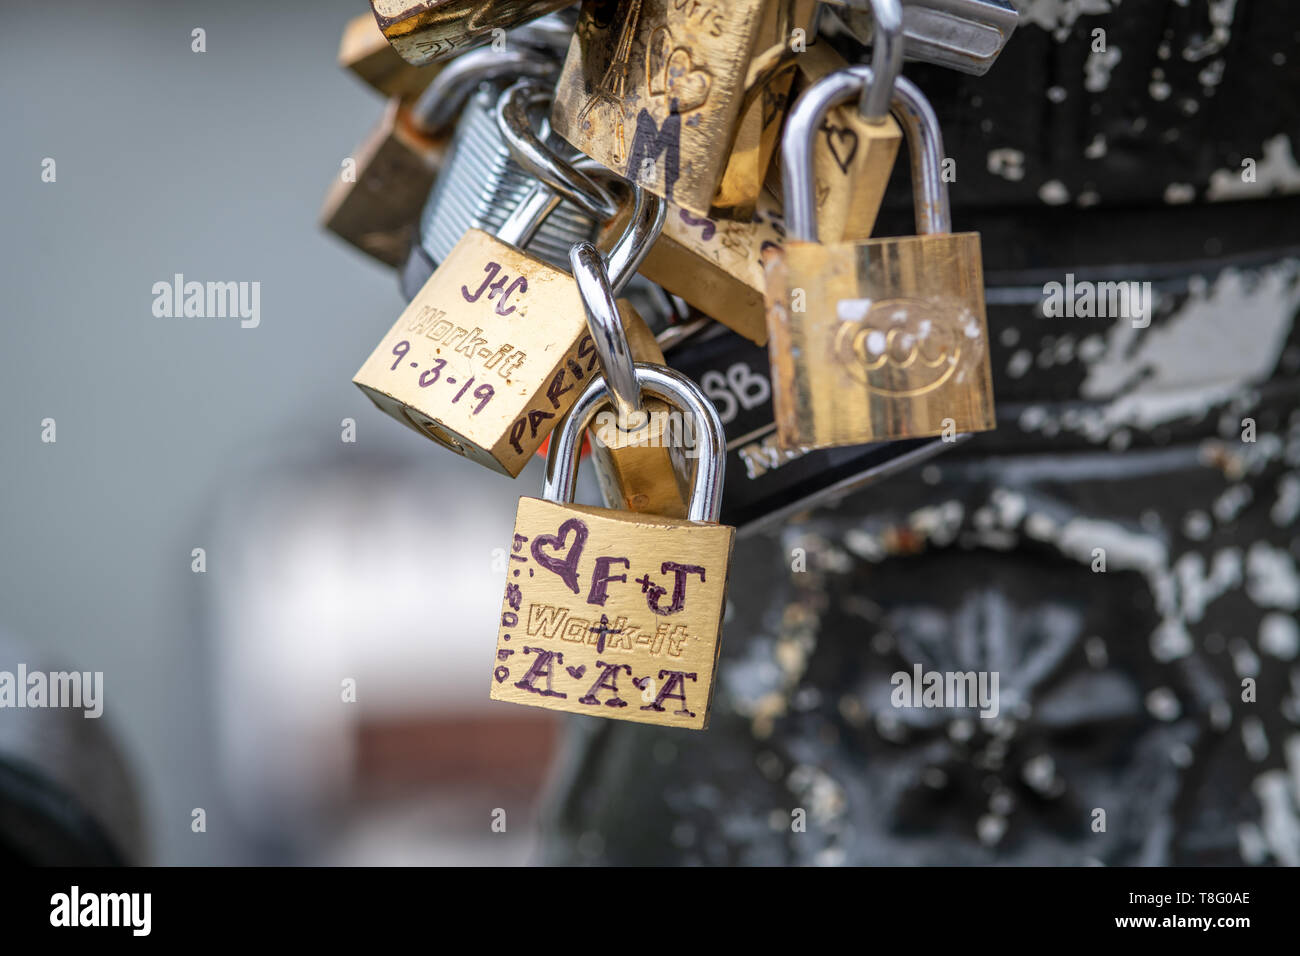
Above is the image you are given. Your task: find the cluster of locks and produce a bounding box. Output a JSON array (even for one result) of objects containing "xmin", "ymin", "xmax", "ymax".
[{"xmin": 323, "ymin": 0, "xmax": 1016, "ymax": 729}]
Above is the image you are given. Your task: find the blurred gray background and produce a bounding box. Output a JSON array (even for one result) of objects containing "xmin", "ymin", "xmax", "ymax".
[{"xmin": 1, "ymin": 0, "xmax": 551, "ymax": 864}]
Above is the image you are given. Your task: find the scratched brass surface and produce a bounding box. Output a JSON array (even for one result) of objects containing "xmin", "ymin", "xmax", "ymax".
[
  {"xmin": 355, "ymin": 228, "xmax": 623, "ymax": 475},
  {"xmin": 589, "ymin": 316, "xmax": 691, "ymax": 518},
  {"xmin": 765, "ymin": 233, "xmax": 996, "ymax": 449},
  {"xmin": 551, "ymin": 0, "xmax": 814, "ymax": 218},
  {"xmin": 339, "ymin": 12, "xmax": 438, "ymax": 98},
  {"xmin": 491, "ymin": 497, "xmax": 734, "ymax": 729},
  {"xmin": 636, "ymin": 192, "xmax": 785, "ymax": 345},
  {"xmin": 370, "ymin": 0, "xmax": 572, "ymax": 66},
  {"xmin": 320, "ymin": 99, "xmax": 446, "ymax": 267}
]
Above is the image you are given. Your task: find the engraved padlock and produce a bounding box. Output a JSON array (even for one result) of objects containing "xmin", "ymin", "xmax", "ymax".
[
  {"xmin": 766, "ymin": 68, "xmax": 996, "ymax": 449},
  {"xmin": 826, "ymin": 0, "xmax": 1018, "ymax": 76},
  {"xmin": 322, "ymin": 44, "xmax": 557, "ymax": 268},
  {"xmin": 634, "ymin": 2, "xmax": 906, "ymax": 345},
  {"xmin": 489, "ymin": 364, "xmax": 734, "ymax": 730},
  {"xmin": 769, "ymin": 1, "xmax": 904, "ymax": 245},
  {"xmin": 666, "ymin": 321, "xmax": 960, "ymax": 534},
  {"xmin": 354, "ymin": 110, "xmax": 665, "ymax": 477},
  {"xmin": 550, "ymin": 0, "xmax": 817, "ymax": 219},
  {"xmin": 572, "ymin": 242, "xmax": 691, "ymax": 519},
  {"xmin": 370, "ymin": 0, "xmax": 574, "ymax": 66},
  {"xmin": 401, "ymin": 73, "xmax": 604, "ymax": 299}
]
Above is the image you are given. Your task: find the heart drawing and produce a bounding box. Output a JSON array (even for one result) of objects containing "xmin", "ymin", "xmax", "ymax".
[
  {"xmin": 530, "ymin": 517, "xmax": 589, "ymax": 594},
  {"xmin": 646, "ymin": 26, "xmax": 712, "ymax": 115}
]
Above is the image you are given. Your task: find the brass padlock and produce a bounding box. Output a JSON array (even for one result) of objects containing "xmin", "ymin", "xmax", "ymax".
[
  {"xmin": 770, "ymin": 4, "xmax": 904, "ymax": 245},
  {"xmin": 766, "ymin": 68, "xmax": 996, "ymax": 449},
  {"xmin": 338, "ymin": 11, "xmax": 438, "ymax": 100},
  {"xmin": 571, "ymin": 242, "xmax": 691, "ymax": 518},
  {"xmin": 550, "ymin": 0, "xmax": 816, "ymax": 219},
  {"xmin": 489, "ymin": 364, "xmax": 734, "ymax": 730},
  {"xmin": 354, "ymin": 123, "xmax": 665, "ymax": 476},
  {"xmin": 370, "ymin": 0, "xmax": 573, "ymax": 66},
  {"xmin": 320, "ymin": 98, "xmax": 447, "ymax": 267}
]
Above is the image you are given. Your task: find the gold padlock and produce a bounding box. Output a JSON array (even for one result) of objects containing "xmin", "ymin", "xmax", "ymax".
[
  {"xmin": 766, "ymin": 69, "xmax": 996, "ymax": 449},
  {"xmin": 629, "ymin": 4, "xmax": 904, "ymax": 346},
  {"xmin": 550, "ymin": 0, "xmax": 816, "ymax": 219},
  {"xmin": 354, "ymin": 129, "xmax": 665, "ymax": 476},
  {"xmin": 370, "ymin": 0, "xmax": 572, "ymax": 66},
  {"xmin": 571, "ymin": 242, "xmax": 690, "ymax": 518},
  {"xmin": 338, "ymin": 12, "xmax": 438, "ymax": 99},
  {"xmin": 490, "ymin": 364, "xmax": 734, "ymax": 730},
  {"xmin": 769, "ymin": 9, "xmax": 903, "ymax": 245},
  {"xmin": 320, "ymin": 98, "xmax": 447, "ymax": 267}
]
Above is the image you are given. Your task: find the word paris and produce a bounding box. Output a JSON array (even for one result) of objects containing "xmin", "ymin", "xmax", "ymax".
[
  {"xmin": 0, "ymin": 665, "xmax": 102, "ymax": 718},
  {"xmin": 50, "ymin": 886, "xmax": 151, "ymax": 936},
  {"xmin": 891, "ymin": 665, "xmax": 1000, "ymax": 719},
  {"xmin": 491, "ymin": 498, "xmax": 734, "ymax": 730},
  {"xmin": 1041, "ymin": 273, "xmax": 1153, "ymax": 328},
  {"xmin": 151, "ymin": 273, "xmax": 261, "ymax": 328}
]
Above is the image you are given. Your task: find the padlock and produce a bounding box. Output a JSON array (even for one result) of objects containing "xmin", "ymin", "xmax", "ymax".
[
  {"xmin": 768, "ymin": 5, "xmax": 903, "ymax": 245},
  {"xmin": 354, "ymin": 114, "xmax": 665, "ymax": 477},
  {"xmin": 550, "ymin": 0, "xmax": 817, "ymax": 219},
  {"xmin": 322, "ymin": 45, "xmax": 557, "ymax": 268},
  {"xmin": 666, "ymin": 322, "xmax": 961, "ymax": 533},
  {"xmin": 320, "ymin": 98, "xmax": 447, "ymax": 267},
  {"xmin": 766, "ymin": 68, "xmax": 996, "ymax": 449},
  {"xmin": 338, "ymin": 11, "xmax": 438, "ymax": 100},
  {"xmin": 572, "ymin": 242, "xmax": 691, "ymax": 519},
  {"xmin": 489, "ymin": 364, "xmax": 733, "ymax": 730},
  {"xmin": 401, "ymin": 74, "xmax": 605, "ymax": 299},
  {"xmin": 370, "ymin": 0, "xmax": 573, "ymax": 66},
  {"xmin": 632, "ymin": 4, "xmax": 905, "ymax": 345},
  {"xmin": 825, "ymin": 0, "xmax": 1018, "ymax": 76}
]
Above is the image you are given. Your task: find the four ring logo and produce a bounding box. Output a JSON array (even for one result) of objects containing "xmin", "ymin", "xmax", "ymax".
[{"xmin": 833, "ymin": 297, "xmax": 981, "ymax": 397}]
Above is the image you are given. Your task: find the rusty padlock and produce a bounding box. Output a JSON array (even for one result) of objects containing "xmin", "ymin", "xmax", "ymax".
[
  {"xmin": 489, "ymin": 364, "xmax": 733, "ymax": 730},
  {"xmin": 765, "ymin": 67, "xmax": 996, "ymax": 449}
]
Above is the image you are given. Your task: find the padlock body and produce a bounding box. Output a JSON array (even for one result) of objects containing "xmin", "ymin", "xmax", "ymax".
[
  {"xmin": 371, "ymin": 0, "xmax": 571, "ymax": 66},
  {"xmin": 320, "ymin": 100, "xmax": 445, "ymax": 267},
  {"xmin": 635, "ymin": 193, "xmax": 785, "ymax": 345},
  {"xmin": 770, "ymin": 43, "xmax": 902, "ymax": 245},
  {"xmin": 588, "ymin": 310, "xmax": 691, "ymax": 518},
  {"xmin": 550, "ymin": 0, "xmax": 807, "ymax": 218},
  {"xmin": 766, "ymin": 232, "xmax": 996, "ymax": 448},
  {"xmin": 354, "ymin": 228, "xmax": 598, "ymax": 476},
  {"xmin": 339, "ymin": 12, "xmax": 438, "ymax": 98},
  {"xmin": 490, "ymin": 497, "xmax": 734, "ymax": 730}
]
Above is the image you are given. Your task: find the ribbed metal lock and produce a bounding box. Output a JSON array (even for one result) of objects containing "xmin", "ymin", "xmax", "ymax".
[{"xmin": 401, "ymin": 84, "xmax": 600, "ymax": 300}]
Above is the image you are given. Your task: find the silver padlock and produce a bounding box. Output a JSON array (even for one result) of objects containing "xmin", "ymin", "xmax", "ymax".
[
  {"xmin": 825, "ymin": 0, "xmax": 1018, "ymax": 76},
  {"xmin": 401, "ymin": 92, "xmax": 605, "ymax": 299}
]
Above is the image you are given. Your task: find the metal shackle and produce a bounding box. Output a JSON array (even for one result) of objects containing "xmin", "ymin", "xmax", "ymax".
[
  {"xmin": 498, "ymin": 156, "xmax": 665, "ymax": 295},
  {"xmin": 410, "ymin": 47, "xmax": 557, "ymax": 137},
  {"xmin": 782, "ymin": 68, "xmax": 951, "ymax": 243},
  {"xmin": 497, "ymin": 79, "xmax": 621, "ymax": 221},
  {"xmin": 847, "ymin": 0, "xmax": 905, "ymax": 121},
  {"xmin": 570, "ymin": 241, "xmax": 642, "ymax": 425},
  {"xmin": 543, "ymin": 366, "xmax": 727, "ymax": 524}
]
